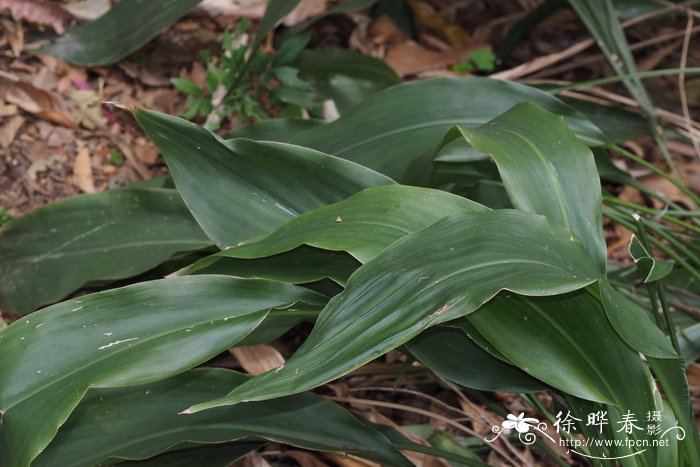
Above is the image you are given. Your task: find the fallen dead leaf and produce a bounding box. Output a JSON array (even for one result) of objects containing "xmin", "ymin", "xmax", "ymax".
[
  {"xmin": 2, "ymin": 79, "xmax": 76, "ymax": 127},
  {"xmin": 238, "ymin": 451, "xmax": 272, "ymax": 467},
  {"xmin": 369, "ymin": 15, "xmax": 406, "ymax": 47},
  {"xmin": 385, "ymin": 41, "xmax": 488, "ymax": 77},
  {"xmin": 0, "ymin": 115, "xmax": 23, "ymax": 149},
  {"xmin": 73, "ymin": 146, "xmax": 96, "ymax": 193},
  {"xmin": 642, "ymin": 174, "xmax": 697, "ymax": 210},
  {"xmin": 0, "ymin": 0, "xmax": 70, "ymax": 34},
  {"xmin": 408, "ymin": 0, "xmax": 470, "ymax": 47},
  {"xmin": 134, "ymin": 138, "xmax": 160, "ymax": 165},
  {"xmin": 198, "ymin": 0, "xmax": 266, "ymax": 17},
  {"xmin": 27, "ymin": 155, "xmax": 57, "ymax": 181},
  {"xmin": 68, "ymin": 89, "xmax": 107, "ymax": 129},
  {"xmin": 229, "ymin": 344, "xmax": 285, "ymax": 375},
  {"xmin": 1, "ymin": 18, "xmax": 23, "ymax": 57},
  {"xmin": 60, "ymin": 0, "xmax": 110, "ymax": 21},
  {"xmin": 0, "ymin": 103, "xmax": 18, "ymax": 117}
]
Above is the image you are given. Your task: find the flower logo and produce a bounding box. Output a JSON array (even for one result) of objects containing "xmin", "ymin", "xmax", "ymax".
[{"xmin": 502, "ymin": 412, "xmax": 539, "ymax": 433}]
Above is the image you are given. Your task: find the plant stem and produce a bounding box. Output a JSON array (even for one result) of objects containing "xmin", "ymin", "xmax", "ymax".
[
  {"xmin": 633, "ymin": 215, "xmax": 682, "ymax": 353},
  {"xmin": 550, "ymin": 66, "xmax": 700, "ymax": 93}
]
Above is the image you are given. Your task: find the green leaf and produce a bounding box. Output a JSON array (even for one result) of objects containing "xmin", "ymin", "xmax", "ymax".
[
  {"xmin": 598, "ymin": 282, "xmax": 677, "ymax": 358},
  {"xmin": 291, "ymin": 77, "xmax": 607, "ymax": 183},
  {"xmin": 187, "ymin": 210, "xmax": 599, "ymax": 410},
  {"xmin": 0, "ymin": 275, "xmax": 322, "ymax": 466},
  {"xmin": 187, "ymin": 185, "xmax": 487, "ymax": 271},
  {"xmin": 629, "ymin": 234, "xmax": 675, "ymax": 283},
  {"xmin": 252, "ymin": 0, "xmax": 301, "ymax": 51},
  {"xmin": 273, "ymin": 31, "xmax": 312, "ymax": 67},
  {"xmin": 0, "ymin": 188, "xmax": 211, "ymax": 313},
  {"xmin": 190, "ymin": 245, "xmax": 360, "ymax": 286},
  {"xmin": 469, "ymin": 291, "xmax": 655, "ymax": 405},
  {"xmin": 457, "ymin": 102, "xmax": 606, "ymax": 273},
  {"xmin": 36, "ymin": 369, "xmax": 411, "ymax": 467},
  {"xmin": 295, "ymin": 48, "xmax": 401, "ymax": 114},
  {"xmin": 39, "ymin": 0, "xmax": 201, "ymax": 66},
  {"xmin": 568, "ymin": 0, "xmax": 655, "ymax": 117},
  {"xmin": 171, "ymin": 77, "xmax": 201, "ymax": 96},
  {"xmin": 135, "ymin": 108, "xmax": 393, "ymax": 248},
  {"xmin": 222, "ymin": 118, "xmax": 324, "ymax": 140},
  {"xmin": 406, "ymin": 326, "xmax": 546, "ymax": 393}
]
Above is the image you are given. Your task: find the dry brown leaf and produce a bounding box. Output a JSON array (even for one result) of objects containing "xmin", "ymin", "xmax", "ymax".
[
  {"xmin": 32, "ymin": 67, "xmax": 58, "ymax": 91},
  {"xmin": 198, "ymin": 0, "xmax": 266, "ymax": 17},
  {"xmin": 680, "ymin": 163, "xmax": 700, "ymax": 193},
  {"xmin": 73, "ymin": 146, "xmax": 96, "ymax": 193},
  {"xmin": 237, "ymin": 451, "xmax": 271, "ymax": 467},
  {"xmin": 68, "ymin": 89, "xmax": 107, "ymax": 129},
  {"xmin": 386, "ymin": 41, "xmax": 487, "ymax": 77},
  {"xmin": 60, "ymin": 0, "xmax": 110, "ymax": 21},
  {"xmin": 0, "ymin": 115, "xmax": 24, "ymax": 149},
  {"xmin": 408, "ymin": 0, "xmax": 469, "ymax": 47},
  {"xmin": 2, "ymin": 79, "xmax": 76, "ymax": 128},
  {"xmin": 369, "ymin": 15, "xmax": 406, "ymax": 47},
  {"xmin": 134, "ymin": 138, "xmax": 159, "ymax": 165},
  {"xmin": 0, "ymin": 103, "xmax": 18, "ymax": 117},
  {"xmin": 363, "ymin": 411, "xmax": 446, "ymax": 467},
  {"xmin": 0, "ymin": 0, "xmax": 69, "ymax": 34},
  {"xmin": 230, "ymin": 344, "xmax": 285, "ymax": 375},
  {"xmin": 687, "ymin": 363, "xmax": 700, "ymax": 387},
  {"xmin": 1, "ymin": 18, "xmax": 24, "ymax": 56},
  {"xmin": 642, "ymin": 174, "xmax": 696, "ymax": 210}
]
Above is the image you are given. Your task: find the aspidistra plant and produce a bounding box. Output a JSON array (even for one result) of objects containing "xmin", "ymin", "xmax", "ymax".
[{"xmin": 0, "ymin": 77, "xmax": 697, "ymax": 466}]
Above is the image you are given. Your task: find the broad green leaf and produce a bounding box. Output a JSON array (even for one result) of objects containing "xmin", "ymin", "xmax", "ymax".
[
  {"xmin": 295, "ymin": 48, "xmax": 401, "ymax": 114},
  {"xmin": 187, "ymin": 210, "xmax": 599, "ymax": 410},
  {"xmin": 470, "ymin": 292, "xmax": 663, "ymax": 465},
  {"xmin": 469, "ymin": 291, "xmax": 654, "ymax": 405},
  {"xmin": 598, "ymin": 282, "xmax": 677, "ymax": 358},
  {"xmin": 222, "ymin": 118, "xmax": 324, "ymax": 140},
  {"xmin": 135, "ymin": 108, "xmax": 393, "ymax": 247},
  {"xmin": 39, "ymin": 0, "xmax": 201, "ymax": 66},
  {"xmin": 406, "ymin": 326, "xmax": 546, "ymax": 393},
  {"xmin": 191, "ymin": 245, "xmax": 359, "ymax": 285},
  {"xmin": 629, "ymin": 234, "xmax": 674, "ymax": 283},
  {"xmin": 0, "ymin": 188, "xmax": 210, "ymax": 313},
  {"xmin": 0, "ymin": 275, "xmax": 322, "ymax": 466},
  {"xmin": 187, "ymin": 185, "xmax": 488, "ymax": 270},
  {"xmin": 36, "ymin": 369, "xmax": 411, "ymax": 467},
  {"xmin": 457, "ymin": 102, "xmax": 606, "ymax": 273},
  {"xmin": 291, "ymin": 77, "xmax": 607, "ymax": 183}
]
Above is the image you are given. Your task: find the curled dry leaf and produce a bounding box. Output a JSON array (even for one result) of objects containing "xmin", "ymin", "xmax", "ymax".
[
  {"xmin": 1, "ymin": 79, "xmax": 76, "ymax": 128},
  {"xmin": 229, "ymin": 344, "xmax": 286, "ymax": 375},
  {"xmin": 72, "ymin": 146, "xmax": 96, "ymax": 193},
  {"xmin": 0, "ymin": 115, "xmax": 23, "ymax": 149},
  {"xmin": 0, "ymin": 0, "xmax": 69, "ymax": 34}
]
